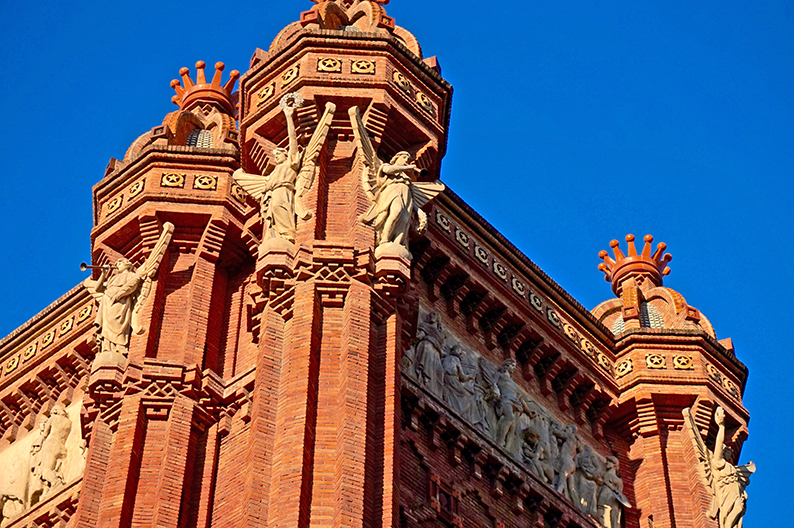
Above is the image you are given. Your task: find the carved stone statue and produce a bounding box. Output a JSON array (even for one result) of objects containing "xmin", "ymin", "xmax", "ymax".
[
  {"xmin": 494, "ymin": 358, "xmax": 538, "ymax": 456},
  {"xmin": 597, "ymin": 456, "xmax": 631, "ymax": 528},
  {"xmin": 468, "ymin": 355, "xmax": 499, "ymax": 436},
  {"xmin": 28, "ymin": 406, "xmax": 72, "ymax": 505},
  {"xmin": 413, "ymin": 312, "xmax": 446, "ymax": 396},
  {"xmin": 553, "ymin": 423, "xmax": 582, "ymax": 504},
  {"xmin": 234, "ymin": 93, "xmax": 335, "ymax": 251},
  {"xmin": 574, "ymin": 445, "xmax": 601, "ymax": 516},
  {"xmin": 441, "ymin": 344, "xmax": 475, "ymax": 415},
  {"xmin": 521, "ymin": 425, "xmax": 555, "ymax": 484},
  {"xmin": 83, "ymin": 223, "xmax": 174, "ymax": 361},
  {"xmin": 402, "ymin": 313, "xmax": 635, "ymax": 524},
  {"xmin": 684, "ymin": 406, "xmax": 755, "ymax": 528},
  {"xmin": 349, "ymin": 106, "xmax": 445, "ymax": 259}
]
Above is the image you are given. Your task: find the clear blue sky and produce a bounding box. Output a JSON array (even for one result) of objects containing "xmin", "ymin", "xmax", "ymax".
[{"xmin": 1, "ymin": 1, "xmax": 790, "ymax": 523}]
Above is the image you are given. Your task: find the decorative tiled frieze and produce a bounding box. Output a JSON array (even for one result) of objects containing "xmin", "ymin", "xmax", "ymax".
[{"xmin": 433, "ymin": 208, "xmax": 613, "ymax": 374}]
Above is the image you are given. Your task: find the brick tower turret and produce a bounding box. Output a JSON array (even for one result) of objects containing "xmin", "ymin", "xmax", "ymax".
[
  {"xmin": 593, "ymin": 235, "xmax": 750, "ymax": 528},
  {"xmin": 233, "ymin": 2, "xmax": 451, "ymax": 526},
  {"xmin": 68, "ymin": 2, "xmax": 451, "ymax": 526}
]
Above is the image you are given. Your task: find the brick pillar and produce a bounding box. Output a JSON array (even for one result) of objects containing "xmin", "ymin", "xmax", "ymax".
[
  {"xmin": 234, "ymin": 14, "xmax": 451, "ymax": 527},
  {"xmin": 73, "ymin": 411, "xmax": 114, "ymax": 528},
  {"xmin": 380, "ymin": 309, "xmax": 403, "ymax": 528},
  {"xmin": 95, "ymin": 395, "xmax": 146, "ymax": 527},
  {"xmin": 265, "ymin": 277, "xmax": 320, "ymax": 528}
]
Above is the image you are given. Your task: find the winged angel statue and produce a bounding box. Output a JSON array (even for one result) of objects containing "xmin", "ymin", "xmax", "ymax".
[
  {"xmin": 234, "ymin": 93, "xmax": 336, "ymax": 251},
  {"xmin": 83, "ymin": 222, "xmax": 174, "ymax": 359},
  {"xmin": 683, "ymin": 406, "xmax": 755, "ymax": 528},
  {"xmin": 348, "ymin": 106, "xmax": 445, "ymax": 258}
]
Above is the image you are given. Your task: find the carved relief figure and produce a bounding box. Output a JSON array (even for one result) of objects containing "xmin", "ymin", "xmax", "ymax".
[
  {"xmin": 234, "ymin": 93, "xmax": 335, "ymax": 249},
  {"xmin": 0, "ymin": 458, "xmax": 26, "ymax": 526},
  {"xmin": 574, "ymin": 445, "xmax": 601, "ymax": 516},
  {"xmin": 83, "ymin": 222, "xmax": 174, "ymax": 360},
  {"xmin": 441, "ymin": 345, "xmax": 475, "ymax": 415},
  {"xmin": 684, "ymin": 406, "xmax": 755, "ymax": 528},
  {"xmin": 553, "ymin": 423, "xmax": 582, "ymax": 504},
  {"xmin": 404, "ymin": 310, "xmax": 631, "ymax": 523},
  {"xmin": 521, "ymin": 426, "xmax": 555, "ymax": 484},
  {"xmin": 413, "ymin": 312, "xmax": 446, "ymax": 396},
  {"xmin": 468, "ymin": 356, "xmax": 499, "ymax": 436},
  {"xmin": 597, "ymin": 456, "xmax": 631, "ymax": 528},
  {"xmin": 494, "ymin": 359, "xmax": 538, "ymax": 456},
  {"xmin": 349, "ymin": 106, "xmax": 445, "ymax": 258},
  {"xmin": 28, "ymin": 406, "xmax": 72, "ymax": 505}
]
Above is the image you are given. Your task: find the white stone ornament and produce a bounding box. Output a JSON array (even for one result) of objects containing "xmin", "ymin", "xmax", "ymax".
[
  {"xmin": 82, "ymin": 222, "xmax": 174, "ymax": 362},
  {"xmin": 404, "ymin": 310, "xmax": 631, "ymax": 526},
  {"xmin": 349, "ymin": 106, "xmax": 445, "ymax": 259},
  {"xmin": 683, "ymin": 406, "xmax": 755, "ymax": 528},
  {"xmin": 234, "ymin": 93, "xmax": 335, "ymax": 251}
]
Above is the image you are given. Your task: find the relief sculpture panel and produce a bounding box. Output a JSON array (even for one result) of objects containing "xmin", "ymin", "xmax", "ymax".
[
  {"xmin": 403, "ymin": 311, "xmax": 629, "ymax": 527},
  {"xmin": 0, "ymin": 402, "xmax": 86, "ymax": 526}
]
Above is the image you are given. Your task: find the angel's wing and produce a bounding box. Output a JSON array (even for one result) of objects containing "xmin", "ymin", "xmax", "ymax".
[
  {"xmin": 737, "ymin": 461, "xmax": 756, "ymax": 488},
  {"xmin": 132, "ymin": 222, "xmax": 174, "ymax": 335},
  {"xmin": 411, "ymin": 180, "xmax": 446, "ymax": 210},
  {"xmin": 348, "ymin": 106, "xmax": 382, "ymax": 202},
  {"xmin": 683, "ymin": 407, "xmax": 718, "ymax": 518},
  {"xmin": 295, "ymin": 102, "xmax": 336, "ymax": 220},
  {"xmin": 233, "ymin": 169, "xmax": 270, "ymax": 203},
  {"xmin": 138, "ymin": 222, "xmax": 175, "ymax": 279}
]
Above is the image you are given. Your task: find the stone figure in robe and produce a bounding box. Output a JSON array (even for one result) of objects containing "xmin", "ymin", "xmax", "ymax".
[
  {"xmin": 521, "ymin": 424, "xmax": 555, "ymax": 484},
  {"xmin": 467, "ymin": 355, "xmax": 499, "ymax": 435},
  {"xmin": 683, "ymin": 406, "xmax": 755, "ymax": 528},
  {"xmin": 413, "ymin": 312, "xmax": 446, "ymax": 396},
  {"xmin": 83, "ymin": 223, "xmax": 174, "ymax": 360},
  {"xmin": 574, "ymin": 445, "xmax": 601, "ymax": 516},
  {"xmin": 441, "ymin": 345, "xmax": 475, "ymax": 415},
  {"xmin": 234, "ymin": 93, "xmax": 335, "ymax": 251},
  {"xmin": 349, "ymin": 106, "xmax": 445, "ymax": 258}
]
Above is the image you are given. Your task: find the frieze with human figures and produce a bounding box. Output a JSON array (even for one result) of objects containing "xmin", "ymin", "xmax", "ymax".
[{"xmin": 403, "ymin": 311, "xmax": 629, "ymax": 528}]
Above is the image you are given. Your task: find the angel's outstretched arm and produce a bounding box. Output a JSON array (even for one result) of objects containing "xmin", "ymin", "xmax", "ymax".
[
  {"xmin": 382, "ymin": 164, "xmax": 417, "ymax": 175},
  {"xmin": 714, "ymin": 407, "xmax": 726, "ymax": 463},
  {"xmin": 84, "ymin": 269, "xmax": 109, "ymax": 293},
  {"xmin": 284, "ymin": 105, "xmax": 299, "ymax": 166}
]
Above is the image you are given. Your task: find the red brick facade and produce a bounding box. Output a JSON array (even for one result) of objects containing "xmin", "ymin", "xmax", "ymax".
[{"xmin": 0, "ymin": 3, "xmax": 749, "ymax": 528}]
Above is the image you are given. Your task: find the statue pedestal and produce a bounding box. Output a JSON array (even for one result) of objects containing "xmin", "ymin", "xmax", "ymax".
[
  {"xmin": 88, "ymin": 353, "xmax": 127, "ymax": 396},
  {"xmin": 256, "ymin": 238, "xmax": 296, "ymax": 289},
  {"xmin": 375, "ymin": 241, "xmax": 412, "ymax": 261},
  {"xmin": 91, "ymin": 351, "xmax": 127, "ymax": 373},
  {"xmin": 373, "ymin": 245, "xmax": 412, "ymax": 300}
]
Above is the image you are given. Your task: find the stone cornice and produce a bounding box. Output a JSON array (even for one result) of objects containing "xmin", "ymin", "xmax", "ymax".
[{"xmin": 436, "ymin": 189, "xmax": 614, "ymax": 347}]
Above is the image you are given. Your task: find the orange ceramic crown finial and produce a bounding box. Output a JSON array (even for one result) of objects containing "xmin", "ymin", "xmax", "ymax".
[
  {"xmin": 170, "ymin": 61, "xmax": 240, "ymax": 115},
  {"xmin": 598, "ymin": 234, "xmax": 672, "ymax": 295}
]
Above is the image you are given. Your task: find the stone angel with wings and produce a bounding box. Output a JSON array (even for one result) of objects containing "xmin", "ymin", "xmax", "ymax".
[
  {"xmin": 348, "ymin": 106, "xmax": 445, "ymax": 258},
  {"xmin": 83, "ymin": 222, "xmax": 175, "ymax": 359},
  {"xmin": 683, "ymin": 406, "xmax": 755, "ymax": 528},
  {"xmin": 234, "ymin": 93, "xmax": 336, "ymax": 250}
]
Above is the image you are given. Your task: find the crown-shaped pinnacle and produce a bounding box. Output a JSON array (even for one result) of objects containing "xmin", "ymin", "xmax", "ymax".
[
  {"xmin": 196, "ymin": 61, "xmax": 207, "ymax": 85},
  {"xmin": 598, "ymin": 234, "xmax": 673, "ymax": 295},
  {"xmin": 170, "ymin": 61, "xmax": 240, "ymax": 114},
  {"xmin": 311, "ymin": 0, "xmax": 390, "ymax": 5}
]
